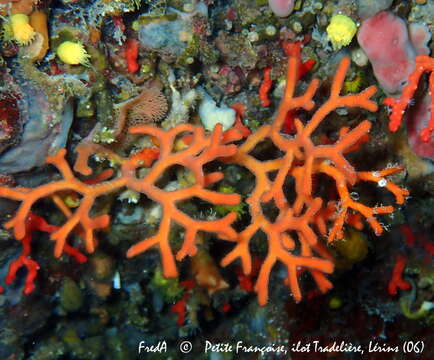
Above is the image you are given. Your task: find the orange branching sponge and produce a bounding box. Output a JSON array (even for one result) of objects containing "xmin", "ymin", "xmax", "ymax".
[
  {"xmin": 220, "ymin": 47, "xmax": 409, "ymax": 305},
  {"xmin": 384, "ymin": 55, "xmax": 434, "ymax": 142}
]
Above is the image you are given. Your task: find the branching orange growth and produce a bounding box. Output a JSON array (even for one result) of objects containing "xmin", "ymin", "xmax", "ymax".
[
  {"xmin": 219, "ymin": 51, "xmax": 409, "ymax": 305},
  {"xmin": 384, "ymin": 55, "xmax": 434, "ymax": 142},
  {"xmin": 0, "ymin": 149, "xmax": 125, "ymax": 258},
  {"xmin": 0, "ymin": 124, "xmax": 242, "ymax": 286},
  {"xmin": 0, "ymin": 49, "xmax": 409, "ymax": 305},
  {"xmin": 122, "ymin": 124, "xmax": 242, "ymax": 277}
]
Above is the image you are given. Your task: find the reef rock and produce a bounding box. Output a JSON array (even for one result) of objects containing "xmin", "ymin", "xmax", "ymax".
[
  {"xmin": 138, "ymin": 2, "xmax": 208, "ymax": 60},
  {"xmin": 0, "ymin": 66, "xmax": 85, "ymax": 174}
]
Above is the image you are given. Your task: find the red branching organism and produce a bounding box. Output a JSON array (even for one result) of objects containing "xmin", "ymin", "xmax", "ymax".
[
  {"xmin": 384, "ymin": 55, "xmax": 434, "ymax": 142},
  {"xmin": 388, "ymin": 254, "xmax": 411, "ymax": 295},
  {"xmin": 5, "ymin": 213, "xmax": 87, "ymax": 294}
]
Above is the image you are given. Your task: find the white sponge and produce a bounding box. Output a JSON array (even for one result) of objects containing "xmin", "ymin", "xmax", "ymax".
[{"xmin": 198, "ymin": 92, "xmax": 235, "ymax": 131}]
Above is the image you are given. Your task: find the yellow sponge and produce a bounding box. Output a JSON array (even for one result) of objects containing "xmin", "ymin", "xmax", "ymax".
[{"xmin": 327, "ymin": 14, "xmax": 357, "ymax": 51}]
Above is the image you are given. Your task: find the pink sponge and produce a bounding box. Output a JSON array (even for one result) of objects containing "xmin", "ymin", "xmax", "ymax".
[
  {"xmin": 407, "ymin": 93, "xmax": 434, "ymax": 159},
  {"xmin": 268, "ymin": 0, "xmax": 294, "ymax": 18},
  {"xmin": 408, "ymin": 23, "xmax": 432, "ymax": 56},
  {"xmin": 357, "ymin": 11, "xmax": 416, "ymax": 95}
]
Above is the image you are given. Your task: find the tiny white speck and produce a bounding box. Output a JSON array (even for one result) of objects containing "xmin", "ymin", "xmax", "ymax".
[
  {"xmin": 378, "ymin": 178, "xmax": 387, "ymax": 187},
  {"xmin": 350, "ymin": 192, "xmax": 359, "ymax": 201},
  {"xmin": 113, "ymin": 271, "xmax": 121, "ymax": 289}
]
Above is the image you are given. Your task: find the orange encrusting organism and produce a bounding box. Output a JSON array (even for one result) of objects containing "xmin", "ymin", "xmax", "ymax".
[
  {"xmin": 29, "ymin": 10, "xmax": 49, "ymax": 60},
  {"xmin": 259, "ymin": 66, "xmax": 272, "ymax": 107}
]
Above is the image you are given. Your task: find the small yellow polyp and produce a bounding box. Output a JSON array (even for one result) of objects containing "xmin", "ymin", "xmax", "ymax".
[
  {"xmin": 10, "ymin": 14, "xmax": 35, "ymax": 45},
  {"xmin": 326, "ymin": 14, "xmax": 357, "ymax": 51},
  {"xmin": 56, "ymin": 41, "xmax": 90, "ymax": 65}
]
